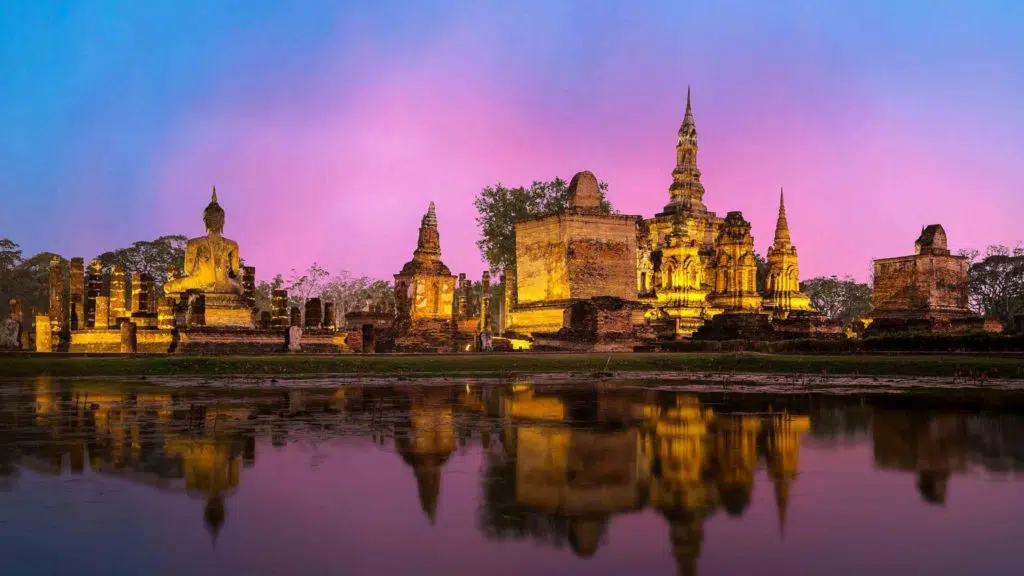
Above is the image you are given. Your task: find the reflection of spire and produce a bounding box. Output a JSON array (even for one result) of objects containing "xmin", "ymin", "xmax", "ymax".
[
  {"xmin": 774, "ymin": 477, "xmax": 790, "ymax": 537},
  {"xmin": 204, "ymin": 494, "xmax": 225, "ymax": 548},
  {"xmin": 413, "ymin": 461, "xmax": 442, "ymax": 524},
  {"xmin": 667, "ymin": 514, "xmax": 704, "ymax": 576}
]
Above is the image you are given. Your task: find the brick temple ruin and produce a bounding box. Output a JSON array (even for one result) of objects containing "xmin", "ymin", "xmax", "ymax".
[{"xmin": 867, "ymin": 225, "xmax": 993, "ymax": 334}]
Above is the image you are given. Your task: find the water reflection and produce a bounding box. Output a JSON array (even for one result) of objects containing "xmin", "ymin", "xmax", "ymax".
[{"xmin": 1, "ymin": 377, "xmax": 1023, "ymax": 574}]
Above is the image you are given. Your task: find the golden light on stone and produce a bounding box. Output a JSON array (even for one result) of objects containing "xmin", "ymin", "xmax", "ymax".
[{"xmin": 164, "ymin": 187, "xmax": 252, "ymax": 329}]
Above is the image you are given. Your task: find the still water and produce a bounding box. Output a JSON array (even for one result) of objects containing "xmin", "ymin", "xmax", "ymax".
[{"xmin": 1, "ymin": 377, "xmax": 1023, "ymax": 576}]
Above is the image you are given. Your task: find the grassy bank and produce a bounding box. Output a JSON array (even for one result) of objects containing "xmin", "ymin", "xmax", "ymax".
[{"xmin": 1, "ymin": 352, "xmax": 1022, "ymax": 379}]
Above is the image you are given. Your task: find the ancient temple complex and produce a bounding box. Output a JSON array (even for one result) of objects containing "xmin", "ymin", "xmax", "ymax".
[{"xmin": 30, "ymin": 85, "xmax": 1013, "ymax": 355}]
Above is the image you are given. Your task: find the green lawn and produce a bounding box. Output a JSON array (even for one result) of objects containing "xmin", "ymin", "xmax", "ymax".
[{"xmin": 0, "ymin": 352, "xmax": 1020, "ymax": 379}]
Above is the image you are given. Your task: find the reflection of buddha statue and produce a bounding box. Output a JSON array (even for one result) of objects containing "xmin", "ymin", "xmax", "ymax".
[{"xmin": 164, "ymin": 187, "xmax": 242, "ymax": 296}]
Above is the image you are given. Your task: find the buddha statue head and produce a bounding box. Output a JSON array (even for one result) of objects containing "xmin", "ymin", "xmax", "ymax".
[{"xmin": 203, "ymin": 187, "xmax": 226, "ymax": 234}]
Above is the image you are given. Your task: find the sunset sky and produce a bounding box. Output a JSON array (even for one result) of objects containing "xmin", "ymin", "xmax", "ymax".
[{"xmin": 2, "ymin": 0, "xmax": 1021, "ymax": 282}]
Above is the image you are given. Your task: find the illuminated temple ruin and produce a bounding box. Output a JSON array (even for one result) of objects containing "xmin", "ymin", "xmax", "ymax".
[
  {"xmin": 31, "ymin": 86, "xmax": 1004, "ymax": 354},
  {"xmin": 867, "ymin": 225, "xmax": 989, "ymax": 334}
]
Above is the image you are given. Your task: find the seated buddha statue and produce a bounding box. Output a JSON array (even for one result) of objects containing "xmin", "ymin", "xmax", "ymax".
[{"xmin": 164, "ymin": 187, "xmax": 242, "ymax": 296}]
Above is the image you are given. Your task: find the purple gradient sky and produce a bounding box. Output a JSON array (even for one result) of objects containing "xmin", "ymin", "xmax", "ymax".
[{"xmin": 2, "ymin": 1, "xmax": 1022, "ymax": 282}]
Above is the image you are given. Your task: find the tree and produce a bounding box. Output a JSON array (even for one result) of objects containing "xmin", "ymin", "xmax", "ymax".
[
  {"xmin": 254, "ymin": 274, "xmax": 285, "ymax": 312},
  {"xmin": 0, "ymin": 238, "xmax": 25, "ymax": 308},
  {"xmin": 1, "ymin": 251, "xmax": 63, "ymax": 323},
  {"xmin": 474, "ymin": 178, "xmax": 613, "ymax": 273},
  {"xmin": 321, "ymin": 271, "xmax": 394, "ymax": 326},
  {"xmin": 801, "ymin": 275, "xmax": 873, "ymax": 326},
  {"xmin": 96, "ymin": 235, "xmax": 188, "ymax": 284},
  {"xmin": 0, "ymin": 238, "xmax": 23, "ymax": 273},
  {"xmin": 286, "ymin": 262, "xmax": 330, "ymax": 316},
  {"xmin": 966, "ymin": 245, "xmax": 1024, "ymax": 329},
  {"xmin": 754, "ymin": 253, "xmax": 769, "ymax": 294}
]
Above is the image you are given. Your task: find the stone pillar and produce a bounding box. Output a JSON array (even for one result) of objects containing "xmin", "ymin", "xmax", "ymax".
[
  {"xmin": 48, "ymin": 255, "xmax": 65, "ymax": 335},
  {"xmin": 186, "ymin": 292, "xmax": 206, "ymax": 327},
  {"xmin": 158, "ymin": 297, "xmax": 175, "ymax": 330},
  {"xmin": 290, "ymin": 306, "xmax": 301, "ymax": 328},
  {"xmin": 271, "ymin": 290, "xmax": 289, "ymax": 328},
  {"xmin": 12, "ymin": 300, "xmax": 28, "ymax": 350},
  {"xmin": 323, "ymin": 302, "xmax": 336, "ymax": 330},
  {"xmin": 287, "ymin": 326, "xmax": 302, "ymax": 352},
  {"xmin": 69, "ymin": 257, "xmax": 85, "ymax": 330},
  {"xmin": 479, "ymin": 271, "xmax": 491, "ymax": 332},
  {"xmin": 242, "ymin": 266, "xmax": 256, "ymax": 309},
  {"xmin": 499, "ymin": 272, "xmax": 508, "ymax": 334},
  {"xmin": 456, "ymin": 273, "xmax": 468, "ymax": 318},
  {"xmin": 86, "ymin": 259, "xmax": 102, "ymax": 328},
  {"xmin": 10, "ymin": 299, "xmax": 23, "ymax": 324},
  {"xmin": 259, "ymin": 310, "xmax": 272, "ymax": 329},
  {"xmin": 119, "ymin": 321, "xmax": 137, "ymax": 353},
  {"xmin": 132, "ymin": 273, "xmax": 155, "ymax": 313},
  {"xmin": 35, "ymin": 315, "xmax": 52, "ymax": 352},
  {"xmin": 94, "ymin": 296, "xmax": 110, "ymax": 330},
  {"xmin": 109, "ymin": 265, "xmax": 127, "ymax": 326},
  {"xmin": 304, "ymin": 298, "xmax": 322, "ymax": 329},
  {"xmin": 0, "ymin": 299, "xmax": 22, "ymax": 350}
]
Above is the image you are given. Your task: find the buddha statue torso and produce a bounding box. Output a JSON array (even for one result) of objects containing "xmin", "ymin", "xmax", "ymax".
[
  {"xmin": 164, "ymin": 189, "xmax": 242, "ymax": 296},
  {"xmin": 165, "ymin": 232, "xmax": 242, "ymax": 295}
]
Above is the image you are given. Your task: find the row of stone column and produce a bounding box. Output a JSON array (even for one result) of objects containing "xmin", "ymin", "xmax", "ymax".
[{"xmin": 454, "ymin": 269, "xmax": 517, "ymax": 334}]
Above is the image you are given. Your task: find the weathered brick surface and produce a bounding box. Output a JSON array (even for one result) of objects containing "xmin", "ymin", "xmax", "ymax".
[
  {"xmin": 872, "ymin": 254, "xmax": 970, "ymax": 315},
  {"xmin": 516, "ymin": 213, "xmax": 639, "ymax": 304}
]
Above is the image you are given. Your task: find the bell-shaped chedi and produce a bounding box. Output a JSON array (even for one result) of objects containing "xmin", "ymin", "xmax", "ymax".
[
  {"xmin": 393, "ymin": 202, "xmax": 457, "ymax": 351},
  {"xmin": 764, "ymin": 189, "xmax": 813, "ymax": 317}
]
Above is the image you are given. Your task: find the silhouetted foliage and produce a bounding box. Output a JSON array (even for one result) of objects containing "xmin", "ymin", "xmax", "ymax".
[
  {"xmin": 801, "ymin": 275, "xmax": 872, "ymax": 326},
  {"xmin": 963, "ymin": 245, "xmax": 1024, "ymax": 330},
  {"xmin": 96, "ymin": 235, "xmax": 188, "ymax": 284},
  {"xmin": 474, "ymin": 178, "xmax": 614, "ymax": 274}
]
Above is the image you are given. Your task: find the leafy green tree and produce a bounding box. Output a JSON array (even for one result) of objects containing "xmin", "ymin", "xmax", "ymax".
[
  {"xmin": 254, "ymin": 274, "xmax": 285, "ymax": 312},
  {"xmin": 474, "ymin": 178, "xmax": 613, "ymax": 273},
  {"xmin": 801, "ymin": 275, "xmax": 873, "ymax": 326},
  {"xmin": 965, "ymin": 245, "xmax": 1024, "ymax": 329},
  {"xmin": 754, "ymin": 252, "xmax": 769, "ymax": 294},
  {"xmin": 96, "ymin": 235, "xmax": 188, "ymax": 283}
]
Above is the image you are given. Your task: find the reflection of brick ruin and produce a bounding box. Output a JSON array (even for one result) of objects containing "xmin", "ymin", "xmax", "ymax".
[{"xmin": 869, "ymin": 225, "xmax": 984, "ymax": 334}]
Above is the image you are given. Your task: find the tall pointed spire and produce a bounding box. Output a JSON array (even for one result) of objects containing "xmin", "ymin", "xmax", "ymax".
[
  {"xmin": 414, "ymin": 201, "xmax": 441, "ymax": 258},
  {"xmin": 773, "ymin": 187, "xmax": 791, "ymax": 247},
  {"xmin": 211, "ymin": 186, "xmax": 218, "ymax": 204},
  {"xmin": 665, "ymin": 85, "xmax": 706, "ymax": 214},
  {"xmin": 683, "ymin": 84, "xmax": 694, "ymax": 126}
]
